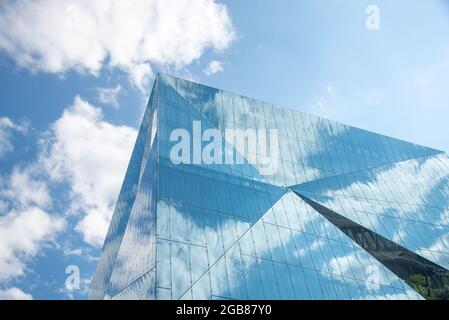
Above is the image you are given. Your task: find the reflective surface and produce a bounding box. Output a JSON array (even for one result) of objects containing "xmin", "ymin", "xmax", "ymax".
[
  {"xmin": 299, "ymin": 194, "xmax": 449, "ymax": 299},
  {"xmin": 90, "ymin": 74, "xmax": 448, "ymax": 300}
]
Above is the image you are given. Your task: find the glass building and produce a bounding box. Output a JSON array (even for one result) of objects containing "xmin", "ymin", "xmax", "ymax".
[{"xmin": 90, "ymin": 74, "xmax": 449, "ymax": 300}]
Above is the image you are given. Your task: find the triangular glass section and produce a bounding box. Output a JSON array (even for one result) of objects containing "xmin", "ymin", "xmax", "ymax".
[
  {"xmin": 291, "ymin": 153, "xmax": 449, "ymax": 271},
  {"xmin": 158, "ymin": 74, "xmax": 270, "ymax": 183},
  {"xmin": 106, "ymin": 143, "xmax": 157, "ymax": 297},
  {"xmin": 160, "ymin": 74, "xmax": 442, "ymax": 187},
  {"xmin": 109, "ymin": 268, "xmax": 156, "ymax": 300},
  {"xmin": 155, "ymin": 175, "xmax": 287, "ymax": 300},
  {"xmin": 179, "ymin": 191, "xmax": 422, "ymax": 300},
  {"xmin": 297, "ymin": 192, "xmax": 449, "ymax": 300},
  {"xmin": 89, "ymin": 81, "xmax": 159, "ymax": 300}
]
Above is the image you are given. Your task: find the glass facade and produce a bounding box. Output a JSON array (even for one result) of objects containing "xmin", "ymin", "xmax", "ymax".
[{"xmin": 90, "ymin": 73, "xmax": 449, "ymax": 300}]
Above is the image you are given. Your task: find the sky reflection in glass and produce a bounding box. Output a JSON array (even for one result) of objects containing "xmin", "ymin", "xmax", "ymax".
[{"xmin": 90, "ymin": 74, "xmax": 448, "ymax": 300}]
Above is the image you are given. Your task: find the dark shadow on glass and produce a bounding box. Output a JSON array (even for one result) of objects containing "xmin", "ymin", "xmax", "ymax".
[{"xmin": 295, "ymin": 192, "xmax": 449, "ymax": 300}]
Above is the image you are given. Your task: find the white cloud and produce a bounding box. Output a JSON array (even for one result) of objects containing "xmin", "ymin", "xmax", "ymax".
[
  {"xmin": 0, "ymin": 287, "xmax": 33, "ymax": 300},
  {"xmin": 438, "ymin": 206, "xmax": 449, "ymax": 226},
  {"xmin": 75, "ymin": 206, "xmax": 114, "ymax": 246},
  {"xmin": 0, "ymin": 147, "xmax": 63, "ymax": 283},
  {"xmin": 305, "ymin": 85, "xmax": 339, "ymax": 120},
  {"xmin": 359, "ymin": 290, "xmax": 422, "ymax": 300},
  {"xmin": 327, "ymin": 253, "xmax": 377, "ymax": 284},
  {"xmin": 0, "ymin": 200, "xmax": 8, "ymax": 213},
  {"xmin": 0, "ymin": 207, "xmax": 65, "ymax": 281},
  {"xmin": 203, "ymin": 60, "xmax": 224, "ymax": 75},
  {"xmin": 295, "ymin": 238, "xmax": 323, "ymax": 257},
  {"xmin": 319, "ymin": 155, "xmax": 448, "ymax": 225},
  {"xmin": 40, "ymin": 96, "xmax": 137, "ymax": 246},
  {"xmin": 309, "ymin": 153, "xmax": 449, "ymax": 272},
  {"xmin": 0, "ymin": 167, "xmax": 51, "ymax": 208},
  {"xmin": 0, "ymin": 0, "xmax": 235, "ymax": 90},
  {"xmin": 323, "ymin": 251, "xmax": 418, "ymax": 296},
  {"xmin": 0, "ymin": 117, "xmax": 27, "ymax": 159},
  {"xmin": 96, "ymin": 85, "xmax": 122, "ymax": 109},
  {"xmin": 63, "ymin": 248, "xmax": 83, "ymax": 256}
]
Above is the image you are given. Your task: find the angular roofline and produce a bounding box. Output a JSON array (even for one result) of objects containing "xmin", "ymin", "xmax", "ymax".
[{"xmin": 153, "ymin": 72, "xmax": 444, "ymax": 154}]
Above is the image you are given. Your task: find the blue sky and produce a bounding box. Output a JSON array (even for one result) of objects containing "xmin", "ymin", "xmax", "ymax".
[{"xmin": 0, "ymin": 0, "xmax": 448, "ymax": 300}]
